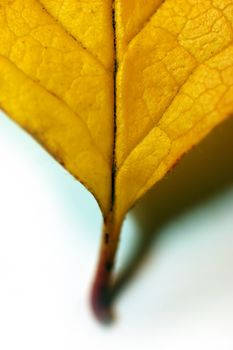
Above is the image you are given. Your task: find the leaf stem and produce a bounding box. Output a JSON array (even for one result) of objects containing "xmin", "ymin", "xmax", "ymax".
[{"xmin": 90, "ymin": 212, "xmax": 121, "ymax": 323}]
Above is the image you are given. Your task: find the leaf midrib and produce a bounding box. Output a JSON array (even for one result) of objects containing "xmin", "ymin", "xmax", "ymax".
[{"xmin": 110, "ymin": 2, "xmax": 117, "ymax": 211}]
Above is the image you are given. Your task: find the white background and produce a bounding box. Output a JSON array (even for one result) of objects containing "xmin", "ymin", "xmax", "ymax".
[{"xmin": 0, "ymin": 110, "xmax": 233, "ymax": 349}]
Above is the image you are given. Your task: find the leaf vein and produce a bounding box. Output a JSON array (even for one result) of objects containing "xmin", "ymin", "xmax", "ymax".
[
  {"xmin": 36, "ymin": 0, "xmax": 110, "ymax": 72},
  {"xmin": 118, "ymin": 41, "xmax": 233, "ymax": 171},
  {"xmin": 0, "ymin": 54, "xmax": 109, "ymax": 167},
  {"xmin": 124, "ymin": 0, "xmax": 166, "ymax": 53}
]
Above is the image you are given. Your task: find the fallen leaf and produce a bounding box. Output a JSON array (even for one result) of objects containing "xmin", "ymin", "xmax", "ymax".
[{"xmin": 0, "ymin": 0, "xmax": 233, "ymax": 321}]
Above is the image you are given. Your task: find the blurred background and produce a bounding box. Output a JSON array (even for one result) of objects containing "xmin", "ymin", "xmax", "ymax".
[{"xmin": 0, "ymin": 110, "xmax": 232, "ymax": 349}]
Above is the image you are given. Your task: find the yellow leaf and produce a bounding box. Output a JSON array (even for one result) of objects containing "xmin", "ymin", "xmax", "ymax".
[{"xmin": 0, "ymin": 0, "xmax": 233, "ymax": 321}]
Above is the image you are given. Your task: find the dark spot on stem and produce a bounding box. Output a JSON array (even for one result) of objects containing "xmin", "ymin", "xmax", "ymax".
[
  {"xmin": 105, "ymin": 262, "xmax": 113, "ymax": 272},
  {"xmin": 105, "ymin": 233, "xmax": 110, "ymax": 244}
]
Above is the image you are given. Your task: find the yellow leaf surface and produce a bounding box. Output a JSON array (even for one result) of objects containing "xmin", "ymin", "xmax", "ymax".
[{"xmin": 0, "ymin": 0, "xmax": 233, "ymax": 320}]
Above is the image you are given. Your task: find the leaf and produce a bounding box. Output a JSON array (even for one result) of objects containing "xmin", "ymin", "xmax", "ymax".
[{"xmin": 0, "ymin": 0, "xmax": 233, "ymax": 321}]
